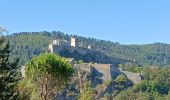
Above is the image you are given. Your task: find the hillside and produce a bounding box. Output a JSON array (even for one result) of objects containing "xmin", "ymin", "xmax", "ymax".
[{"xmin": 7, "ymin": 31, "xmax": 170, "ymax": 66}]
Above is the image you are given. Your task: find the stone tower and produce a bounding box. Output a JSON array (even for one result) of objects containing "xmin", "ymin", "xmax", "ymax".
[
  {"xmin": 48, "ymin": 44, "xmax": 54, "ymax": 53},
  {"xmin": 70, "ymin": 37, "xmax": 76, "ymax": 47},
  {"xmin": 88, "ymin": 45, "xmax": 91, "ymax": 49}
]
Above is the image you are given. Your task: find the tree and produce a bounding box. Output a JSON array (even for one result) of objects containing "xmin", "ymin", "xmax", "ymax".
[
  {"xmin": 141, "ymin": 67, "xmax": 170, "ymax": 95},
  {"xmin": 115, "ymin": 89, "xmax": 150, "ymax": 100},
  {"xmin": 0, "ymin": 29, "xmax": 19, "ymax": 99},
  {"xmin": 79, "ymin": 81, "xmax": 94, "ymax": 100},
  {"xmin": 18, "ymin": 53, "xmax": 74, "ymax": 100}
]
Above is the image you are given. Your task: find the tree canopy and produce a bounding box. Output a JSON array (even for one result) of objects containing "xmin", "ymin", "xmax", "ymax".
[
  {"xmin": 18, "ymin": 53, "xmax": 74, "ymax": 100},
  {"xmin": 0, "ymin": 32, "xmax": 19, "ymax": 99}
]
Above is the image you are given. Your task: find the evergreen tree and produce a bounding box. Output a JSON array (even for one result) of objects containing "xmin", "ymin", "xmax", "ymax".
[
  {"xmin": 0, "ymin": 30, "xmax": 19, "ymax": 99},
  {"xmin": 18, "ymin": 53, "xmax": 74, "ymax": 100}
]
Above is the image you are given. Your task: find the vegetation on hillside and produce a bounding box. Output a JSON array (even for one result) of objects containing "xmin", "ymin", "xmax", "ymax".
[
  {"xmin": 118, "ymin": 63, "xmax": 143, "ymax": 73},
  {"xmin": 79, "ymin": 81, "xmax": 94, "ymax": 100},
  {"xmin": 114, "ymin": 67, "xmax": 170, "ymax": 100},
  {"xmin": 7, "ymin": 31, "xmax": 170, "ymax": 67}
]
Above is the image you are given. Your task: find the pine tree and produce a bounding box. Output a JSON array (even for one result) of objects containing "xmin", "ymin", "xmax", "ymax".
[
  {"xmin": 18, "ymin": 53, "xmax": 73, "ymax": 100},
  {"xmin": 0, "ymin": 30, "xmax": 19, "ymax": 99}
]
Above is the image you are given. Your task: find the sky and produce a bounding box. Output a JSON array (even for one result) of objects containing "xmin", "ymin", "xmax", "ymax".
[{"xmin": 0, "ymin": 0, "xmax": 170, "ymax": 44}]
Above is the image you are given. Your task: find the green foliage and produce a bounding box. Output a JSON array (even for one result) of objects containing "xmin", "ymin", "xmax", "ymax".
[
  {"xmin": 0, "ymin": 35, "xmax": 20, "ymax": 99},
  {"xmin": 25, "ymin": 53, "xmax": 73, "ymax": 81},
  {"xmin": 118, "ymin": 63, "xmax": 143, "ymax": 73},
  {"xmin": 6, "ymin": 31, "xmax": 170, "ymax": 67},
  {"xmin": 78, "ymin": 60, "xmax": 83, "ymax": 64},
  {"xmin": 18, "ymin": 53, "xmax": 74, "ymax": 100},
  {"xmin": 79, "ymin": 81, "xmax": 94, "ymax": 100},
  {"xmin": 104, "ymin": 79, "xmax": 112, "ymax": 85},
  {"xmin": 115, "ymin": 74, "xmax": 127, "ymax": 84},
  {"xmin": 108, "ymin": 74, "xmax": 134, "ymax": 98},
  {"xmin": 115, "ymin": 67, "xmax": 170, "ymax": 100},
  {"xmin": 7, "ymin": 32, "xmax": 51, "ymax": 65},
  {"xmin": 115, "ymin": 89, "xmax": 150, "ymax": 100},
  {"xmin": 141, "ymin": 67, "xmax": 170, "ymax": 95}
]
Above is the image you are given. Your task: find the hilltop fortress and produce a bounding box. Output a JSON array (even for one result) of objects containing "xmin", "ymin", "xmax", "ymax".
[
  {"xmin": 48, "ymin": 37, "xmax": 91, "ymax": 55},
  {"xmin": 48, "ymin": 37, "xmax": 141, "ymax": 84},
  {"xmin": 48, "ymin": 37, "xmax": 119, "ymax": 81},
  {"xmin": 49, "ymin": 37, "xmax": 90, "ymax": 51}
]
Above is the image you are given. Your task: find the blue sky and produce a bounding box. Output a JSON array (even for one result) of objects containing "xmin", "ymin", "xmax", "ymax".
[{"xmin": 0, "ymin": 0, "xmax": 170, "ymax": 44}]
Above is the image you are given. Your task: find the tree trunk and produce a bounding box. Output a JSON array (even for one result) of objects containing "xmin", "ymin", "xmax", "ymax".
[
  {"xmin": 42, "ymin": 76, "xmax": 48, "ymax": 100},
  {"xmin": 44, "ymin": 77, "xmax": 48, "ymax": 100}
]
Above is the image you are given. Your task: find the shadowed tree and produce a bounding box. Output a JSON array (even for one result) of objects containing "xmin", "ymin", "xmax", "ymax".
[{"xmin": 0, "ymin": 28, "xmax": 20, "ymax": 99}]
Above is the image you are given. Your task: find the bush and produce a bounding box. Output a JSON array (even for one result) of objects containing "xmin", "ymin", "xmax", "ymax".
[{"xmin": 115, "ymin": 74, "xmax": 127, "ymax": 84}]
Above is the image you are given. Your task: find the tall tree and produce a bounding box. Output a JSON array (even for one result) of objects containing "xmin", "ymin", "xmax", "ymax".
[
  {"xmin": 0, "ymin": 28, "xmax": 19, "ymax": 99},
  {"xmin": 18, "ymin": 53, "xmax": 74, "ymax": 100}
]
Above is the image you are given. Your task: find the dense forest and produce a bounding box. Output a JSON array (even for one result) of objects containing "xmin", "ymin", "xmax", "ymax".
[{"xmin": 7, "ymin": 31, "xmax": 170, "ymax": 67}]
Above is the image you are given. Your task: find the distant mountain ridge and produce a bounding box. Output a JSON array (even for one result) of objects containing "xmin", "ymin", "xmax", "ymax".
[{"xmin": 6, "ymin": 31, "xmax": 170, "ymax": 66}]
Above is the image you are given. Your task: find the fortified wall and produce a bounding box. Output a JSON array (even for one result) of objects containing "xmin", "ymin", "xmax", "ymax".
[
  {"xmin": 48, "ymin": 37, "xmax": 91, "ymax": 54},
  {"xmin": 73, "ymin": 63, "xmax": 121, "ymax": 82}
]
